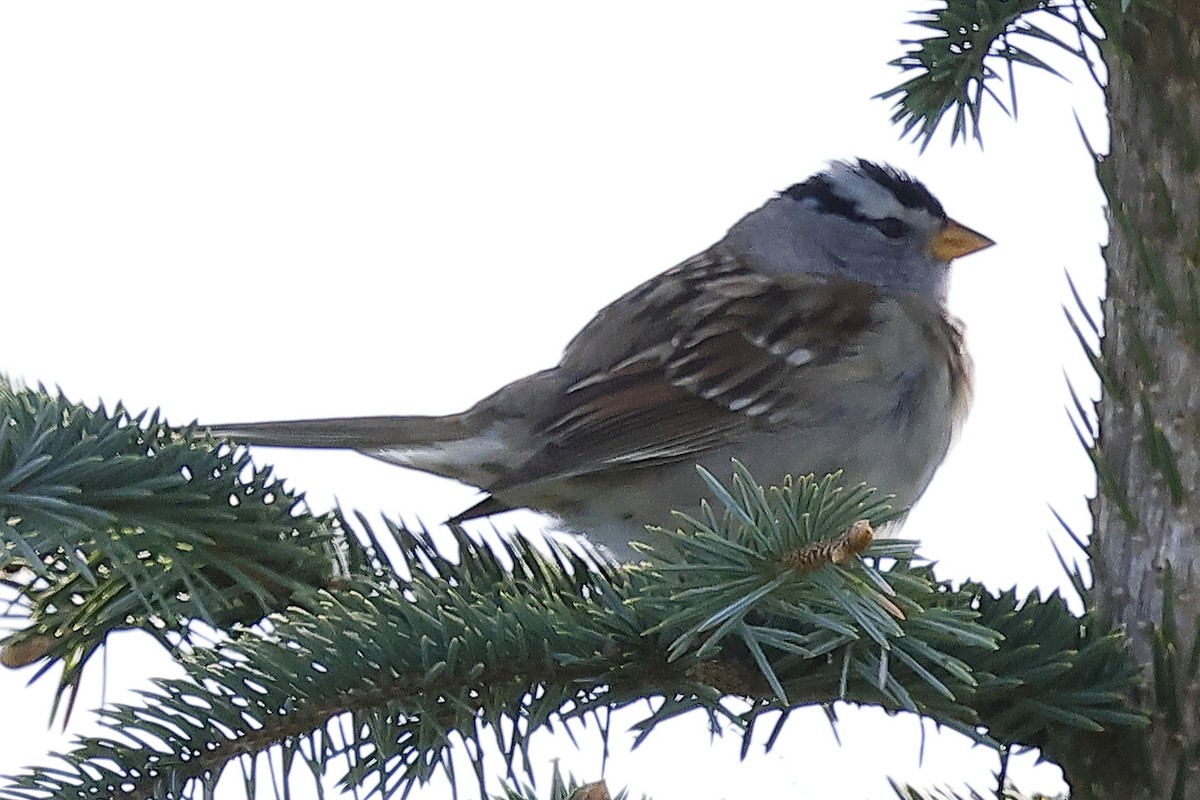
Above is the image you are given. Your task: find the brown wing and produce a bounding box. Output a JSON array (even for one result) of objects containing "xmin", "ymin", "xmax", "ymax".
[{"xmin": 487, "ymin": 250, "xmax": 878, "ymax": 491}]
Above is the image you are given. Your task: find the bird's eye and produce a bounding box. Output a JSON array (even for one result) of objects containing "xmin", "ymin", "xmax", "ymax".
[{"xmin": 871, "ymin": 217, "xmax": 907, "ymax": 239}]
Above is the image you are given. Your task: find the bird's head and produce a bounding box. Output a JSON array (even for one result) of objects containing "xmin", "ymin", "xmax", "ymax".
[{"xmin": 725, "ymin": 159, "xmax": 994, "ymax": 302}]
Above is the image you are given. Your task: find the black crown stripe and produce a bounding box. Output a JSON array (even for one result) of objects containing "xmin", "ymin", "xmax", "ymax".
[{"xmin": 781, "ymin": 160, "xmax": 946, "ymax": 223}]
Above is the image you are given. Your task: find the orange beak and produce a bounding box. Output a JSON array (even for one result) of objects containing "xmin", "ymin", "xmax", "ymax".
[{"xmin": 927, "ymin": 219, "xmax": 995, "ymax": 261}]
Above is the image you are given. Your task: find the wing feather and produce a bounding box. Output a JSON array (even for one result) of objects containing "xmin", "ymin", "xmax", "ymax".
[{"xmin": 488, "ymin": 251, "xmax": 878, "ymax": 491}]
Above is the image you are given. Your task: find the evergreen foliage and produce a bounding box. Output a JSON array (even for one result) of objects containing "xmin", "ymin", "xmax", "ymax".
[
  {"xmin": 879, "ymin": 0, "xmax": 1110, "ymax": 148},
  {"xmin": 0, "ymin": 380, "xmax": 340, "ymax": 707},
  {"xmin": 0, "ymin": 381, "xmax": 1140, "ymax": 798}
]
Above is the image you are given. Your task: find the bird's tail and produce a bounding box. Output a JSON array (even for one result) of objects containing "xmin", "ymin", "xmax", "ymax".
[
  {"xmin": 209, "ymin": 414, "xmax": 472, "ymax": 450},
  {"xmin": 208, "ymin": 413, "xmax": 507, "ymax": 487}
]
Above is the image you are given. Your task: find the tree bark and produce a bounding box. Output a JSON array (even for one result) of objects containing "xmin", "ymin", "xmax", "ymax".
[{"xmin": 1082, "ymin": 4, "xmax": 1200, "ymax": 796}]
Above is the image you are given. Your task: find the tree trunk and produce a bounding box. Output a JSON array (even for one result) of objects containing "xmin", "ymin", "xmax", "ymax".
[{"xmin": 1080, "ymin": 4, "xmax": 1200, "ymax": 797}]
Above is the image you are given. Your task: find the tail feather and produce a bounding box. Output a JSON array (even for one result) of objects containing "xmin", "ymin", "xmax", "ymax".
[
  {"xmin": 209, "ymin": 414, "xmax": 472, "ymax": 450},
  {"xmin": 208, "ymin": 413, "xmax": 511, "ymax": 488}
]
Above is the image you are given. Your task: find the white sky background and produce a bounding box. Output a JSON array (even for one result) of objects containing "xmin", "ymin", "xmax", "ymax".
[{"xmin": 0, "ymin": 3, "xmax": 1110, "ymax": 798}]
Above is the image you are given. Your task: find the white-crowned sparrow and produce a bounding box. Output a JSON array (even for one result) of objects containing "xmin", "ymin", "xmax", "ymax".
[{"xmin": 213, "ymin": 160, "xmax": 992, "ymax": 559}]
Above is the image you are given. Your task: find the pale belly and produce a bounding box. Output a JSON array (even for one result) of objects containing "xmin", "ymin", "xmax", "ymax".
[{"xmin": 501, "ymin": 403, "xmax": 958, "ymax": 560}]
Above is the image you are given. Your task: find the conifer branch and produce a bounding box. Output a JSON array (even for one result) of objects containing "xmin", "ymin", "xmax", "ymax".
[{"xmin": 0, "ymin": 383, "xmax": 1145, "ymax": 798}]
